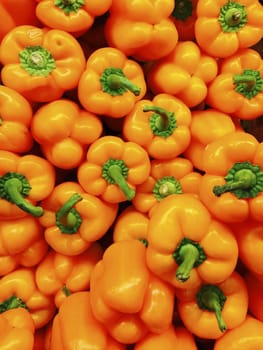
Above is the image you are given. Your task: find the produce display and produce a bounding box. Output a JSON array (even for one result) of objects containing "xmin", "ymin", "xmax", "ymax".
[{"xmin": 0, "ymin": 0, "xmax": 263, "ymax": 349}]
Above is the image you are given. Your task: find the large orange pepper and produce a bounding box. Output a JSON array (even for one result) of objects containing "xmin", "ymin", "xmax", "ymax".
[
  {"xmin": 38, "ymin": 181, "xmax": 118, "ymax": 256},
  {"xmin": 199, "ymin": 131, "xmax": 263, "ymax": 223},
  {"xmin": 0, "ymin": 267, "xmax": 56, "ymax": 329},
  {"xmin": 177, "ymin": 271, "xmax": 248, "ymax": 339},
  {"xmin": 195, "ymin": 0, "xmax": 263, "ymax": 58},
  {"xmin": 184, "ymin": 108, "xmax": 242, "ymax": 172},
  {"xmin": 0, "ymin": 85, "xmax": 33, "ymax": 153},
  {"xmin": 146, "ymin": 194, "xmax": 239, "ymax": 290},
  {"xmin": 77, "ymin": 47, "xmax": 147, "ymax": 118},
  {"xmin": 147, "ymin": 41, "xmax": 218, "ymax": 107},
  {"xmin": 35, "ymin": 0, "xmax": 112, "ymax": 36},
  {"xmin": 49, "ymin": 291, "xmax": 125, "ymax": 350},
  {"xmin": 134, "ymin": 325, "xmax": 198, "ymax": 350},
  {"xmin": 0, "ymin": 0, "xmax": 39, "ymax": 43},
  {"xmin": 0, "ymin": 25, "xmax": 86, "ymax": 102},
  {"xmin": 35, "ymin": 242, "xmax": 103, "ymax": 308},
  {"xmin": 0, "ymin": 215, "xmax": 48, "ymax": 276},
  {"xmin": 132, "ymin": 157, "xmax": 202, "ymax": 216},
  {"xmin": 104, "ymin": 0, "xmax": 178, "ymax": 62},
  {"xmin": 213, "ymin": 315, "xmax": 263, "ymax": 350},
  {"xmin": 90, "ymin": 240, "xmax": 175, "ymax": 344},
  {"xmin": 122, "ymin": 93, "xmax": 192, "ymax": 160},
  {"xmin": 206, "ymin": 48, "xmax": 263, "ymax": 120},
  {"xmin": 0, "ymin": 308, "xmax": 35, "ymax": 350},
  {"xmin": 77, "ymin": 135, "xmax": 151, "ymax": 203},
  {"xmin": 0, "ymin": 150, "xmax": 55, "ymax": 219},
  {"xmin": 31, "ymin": 99, "xmax": 103, "ymax": 169}
]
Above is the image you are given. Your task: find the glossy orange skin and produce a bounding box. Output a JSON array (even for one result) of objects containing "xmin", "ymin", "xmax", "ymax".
[
  {"xmin": 0, "ymin": 25, "xmax": 86, "ymax": 102},
  {"xmin": 39, "ymin": 181, "xmax": 118, "ymax": 256},
  {"xmin": 31, "ymin": 99, "xmax": 103, "ymax": 169},
  {"xmin": 199, "ymin": 131, "xmax": 263, "ymax": 223}
]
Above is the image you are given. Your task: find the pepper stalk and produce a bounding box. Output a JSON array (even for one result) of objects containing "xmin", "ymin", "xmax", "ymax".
[{"xmin": 143, "ymin": 105, "xmax": 177, "ymax": 138}]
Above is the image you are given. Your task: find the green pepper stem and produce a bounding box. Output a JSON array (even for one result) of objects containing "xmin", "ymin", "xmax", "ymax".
[
  {"xmin": 171, "ymin": 0, "xmax": 194, "ymax": 21},
  {"xmin": 0, "ymin": 296, "xmax": 28, "ymax": 313},
  {"xmin": 55, "ymin": 193, "xmax": 83, "ymax": 234},
  {"xmin": 197, "ymin": 285, "xmax": 227, "ymax": 333},
  {"xmin": 62, "ymin": 285, "xmax": 71, "ymax": 297},
  {"xmin": 218, "ymin": 1, "xmax": 247, "ymax": 32},
  {"xmin": 54, "ymin": 0, "xmax": 84, "ymax": 14},
  {"xmin": 107, "ymin": 164, "xmax": 135, "ymax": 200},
  {"xmin": 153, "ymin": 176, "xmax": 182, "ymax": 201},
  {"xmin": 0, "ymin": 173, "xmax": 44, "ymax": 217},
  {"xmin": 143, "ymin": 105, "xmax": 176, "ymax": 137},
  {"xmin": 233, "ymin": 69, "xmax": 263, "ymax": 99}
]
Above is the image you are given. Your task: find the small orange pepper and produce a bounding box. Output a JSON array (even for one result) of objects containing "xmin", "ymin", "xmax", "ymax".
[
  {"xmin": 122, "ymin": 93, "xmax": 192, "ymax": 160},
  {"xmin": 35, "ymin": 242, "xmax": 103, "ymax": 308},
  {"xmin": 0, "ymin": 267, "xmax": 56, "ymax": 329},
  {"xmin": 0, "ymin": 150, "xmax": 56, "ymax": 219},
  {"xmin": 147, "ymin": 41, "xmax": 218, "ymax": 107},
  {"xmin": 146, "ymin": 194, "xmax": 239, "ymax": 289},
  {"xmin": 132, "ymin": 157, "xmax": 202, "ymax": 216},
  {"xmin": 31, "ymin": 99, "xmax": 103, "ymax": 169},
  {"xmin": 77, "ymin": 135, "xmax": 151, "ymax": 203},
  {"xmin": 213, "ymin": 315, "xmax": 263, "ymax": 350},
  {"xmin": 199, "ymin": 131, "xmax": 263, "ymax": 223},
  {"xmin": 0, "ymin": 85, "xmax": 33, "ymax": 153},
  {"xmin": 39, "ymin": 181, "xmax": 118, "ymax": 256},
  {"xmin": 177, "ymin": 271, "xmax": 248, "ymax": 339},
  {"xmin": 77, "ymin": 47, "xmax": 147, "ymax": 118},
  {"xmin": 0, "ymin": 25, "xmax": 86, "ymax": 102}
]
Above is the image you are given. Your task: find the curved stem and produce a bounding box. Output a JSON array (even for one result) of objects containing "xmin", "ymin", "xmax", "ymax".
[
  {"xmin": 143, "ymin": 105, "xmax": 176, "ymax": 137},
  {"xmin": 107, "ymin": 164, "xmax": 135, "ymax": 200},
  {"xmin": 233, "ymin": 69, "xmax": 263, "ymax": 99}
]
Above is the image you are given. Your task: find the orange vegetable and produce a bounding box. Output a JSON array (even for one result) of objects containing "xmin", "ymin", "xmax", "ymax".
[
  {"xmin": 31, "ymin": 99, "xmax": 103, "ymax": 169},
  {"xmin": 0, "ymin": 25, "xmax": 86, "ymax": 102},
  {"xmin": 0, "ymin": 150, "xmax": 55, "ymax": 219},
  {"xmin": 77, "ymin": 135, "xmax": 151, "ymax": 203},
  {"xmin": 146, "ymin": 194, "xmax": 239, "ymax": 289},
  {"xmin": 122, "ymin": 93, "xmax": 192, "ymax": 160},
  {"xmin": 49, "ymin": 291, "xmax": 125, "ymax": 350},
  {"xmin": 77, "ymin": 47, "xmax": 147, "ymax": 118},
  {"xmin": 177, "ymin": 271, "xmax": 248, "ymax": 339},
  {"xmin": 199, "ymin": 131, "xmax": 263, "ymax": 223},
  {"xmin": 0, "ymin": 308, "xmax": 35, "ymax": 350},
  {"xmin": 35, "ymin": 242, "xmax": 103, "ymax": 308},
  {"xmin": 195, "ymin": 0, "xmax": 263, "ymax": 58},
  {"xmin": 0, "ymin": 85, "xmax": 33, "ymax": 153},
  {"xmin": 147, "ymin": 41, "xmax": 218, "ymax": 107},
  {"xmin": 35, "ymin": 0, "xmax": 112, "ymax": 36},
  {"xmin": 39, "ymin": 181, "xmax": 118, "ymax": 256},
  {"xmin": 90, "ymin": 240, "xmax": 175, "ymax": 344},
  {"xmin": 0, "ymin": 268, "xmax": 56, "ymax": 329}
]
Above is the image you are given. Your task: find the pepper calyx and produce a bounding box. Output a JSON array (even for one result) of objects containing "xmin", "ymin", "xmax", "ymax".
[
  {"xmin": 171, "ymin": 0, "xmax": 194, "ymax": 21},
  {"xmin": 0, "ymin": 295, "xmax": 28, "ymax": 313},
  {"xmin": 153, "ymin": 176, "xmax": 182, "ymax": 201},
  {"xmin": 218, "ymin": 1, "xmax": 247, "ymax": 32},
  {"xmin": 233, "ymin": 69, "xmax": 263, "ymax": 100},
  {"xmin": 143, "ymin": 105, "xmax": 177, "ymax": 138},
  {"xmin": 54, "ymin": 0, "xmax": 85, "ymax": 14}
]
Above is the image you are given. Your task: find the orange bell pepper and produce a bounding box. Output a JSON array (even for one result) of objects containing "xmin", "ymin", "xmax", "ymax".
[
  {"xmin": 134, "ymin": 325, "xmax": 198, "ymax": 350},
  {"xmin": 49, "ymin": 291, "xmax": 125, "ymax": 350},
  {"xmin": 0, "ymin": 150, "xmax": 55, "ymax": 219},
  {"xmin": 31, "ymin": 99, "xmax": 103, "ymax": 169},
  {"xmin": 132, "ymin": 157, "xmax": 202, "ymax": 216},
  {"xmin": 0, "ymin": 308, "xmax": 35, "ymax": 350},
  {"xmin": 0, "ymin": 267, "xmax": 56, "ymax": 329},
  {"xmin": 206, "ymin": 48, "xmax": 263, "ymax": 120},
  {"xmin": 177, "ymin": 271, "xmax": 248, "ymax": 339},
  {"xmin": 35, "ymin": 0, "xmax": 112, "ymax": 36},
  {"xmin": 122, "ymin": 93, "xmax": 192, "ymax": 160},
  {"xmin": 244, "ymin": 271, "xmax": 263, "ymax": 323},
  {"xmin": 105, "ymin": 0, "xmax": 178, "ymax": 62},
  {"xmin": 90, "ymin": 240, "xmax": 175, "ymax": 344},
  {"xmin": 0, "ymin": 85, "xmax": 33, "ymax": 153},
  {"xmin": 195, "ymin": 0, "xmax": 263, "ymax": 58},
  {"xmin": 0, "ymin": 215, "xmax": 48, "ymax": 276},
  {"xmin": 113, "ymin": 205, "xmax": 149, "ymax": 244},
  {"xmin": 0, "ymin": 0, "xmax": 39, "ymax": 43},
  {"xmin": 35, "ymin": 242, "xmax": 103, "ymax": 308},
  {"xmin": 213, "ymin": 315, "xmax": 263, "ymax": 350},
  {"xmin": 0, "ymin": 25, "xmax": 86, "ymax": 102},
  {"xmin": 147, "ymin": 41, "xmax": 218, "ymax": 108},
  {"xmin": 184, "ymin": 108, "xmax": 242, "ymax": 172},
  {"xmin": 77, "ymin": 47, "xmax": 147, "ymax": 118},
  {"xmin": 199, "ymin": 131, "xmax": 263, "ymax": 223},
  {"xmin": 38, "ymin": 181, "xmax": 118, "ymax": 256},
  {"xmin": 77, "ymin": 135, "xmax": 151, "ymax": 203},
  {"xmin": 146, "ymin": 193, "xmax": 239, "ymax": 289},
  {"xmin": 170, "ymin": 0, "xmax": 198, "ymax": 41}
]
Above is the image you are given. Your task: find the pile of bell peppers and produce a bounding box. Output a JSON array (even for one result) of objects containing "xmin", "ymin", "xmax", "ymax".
[{"xmin": 0, "ymin": 1, "xmax": 263, "ymax": 349}]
